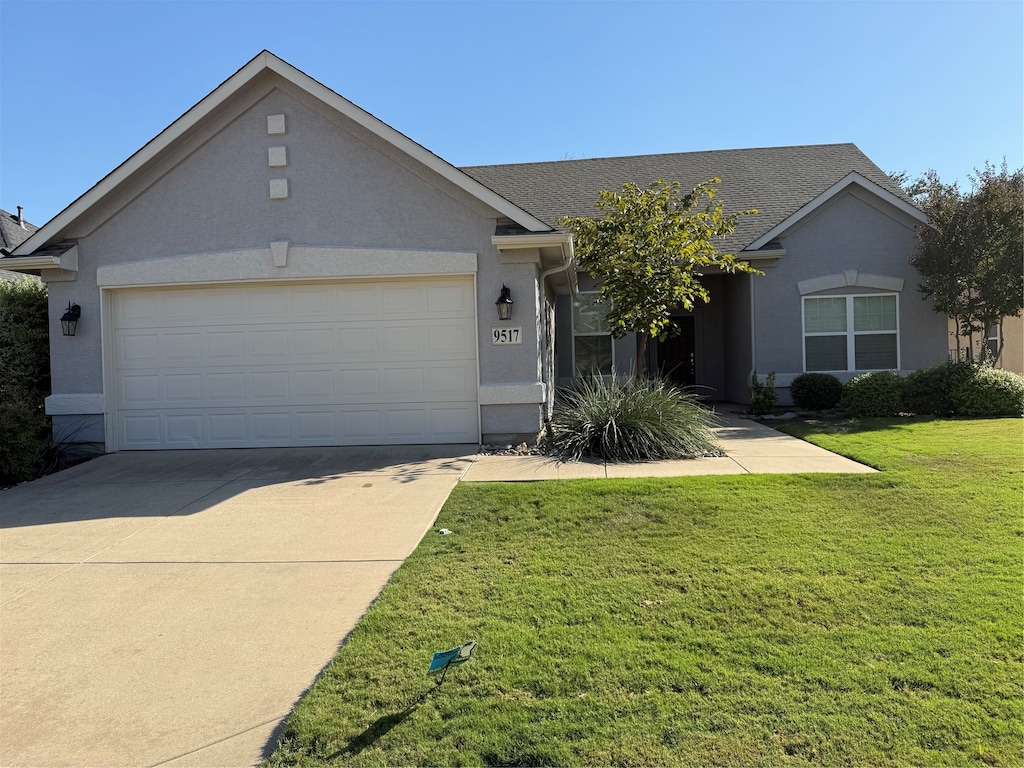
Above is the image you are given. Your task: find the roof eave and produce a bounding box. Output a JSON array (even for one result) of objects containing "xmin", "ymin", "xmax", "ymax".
[{"xmin": 0, "ymin": 243, "xmax": 78, "ymax": 271}]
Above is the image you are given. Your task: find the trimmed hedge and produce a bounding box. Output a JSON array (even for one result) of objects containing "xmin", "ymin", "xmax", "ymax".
[
  {"xmin": 790, "ymin": 373, "xmax": 843, "ymax": 410},
  {"xmin": 853, "ymin": 362, "xmax": 1024, "ymax": 419},
  {"xmin": 951, "ymin": 366, "xmax": 1024, "ymax": 417},
  {"xmin": 904, "ymin": 362, "xmax": 974, "ymax": 416},
  {"xmin": 0, "ymin": 277, "xmax": 51, "ymax": 486},
  {"xmin": 840, "ymin": 371, "xmax": 905, "ymax": 418}
]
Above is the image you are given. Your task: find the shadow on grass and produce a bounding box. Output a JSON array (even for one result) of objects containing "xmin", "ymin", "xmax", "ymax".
[
  {"xmin": 326, "ymin": 688, "xmax": 434, "ymax": 760},
  {"xmin": 774, "ymin": 415, "xmax": 945, "ymax": 439}
]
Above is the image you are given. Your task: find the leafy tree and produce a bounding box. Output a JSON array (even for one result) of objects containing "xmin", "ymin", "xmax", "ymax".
[
  {"xmin": 904, "ymin": 161, "xmax": 1023, "ymax": 363},
  {"xmin": 560, "ymin": 179, "xmax": 759, "ymax": 377}
]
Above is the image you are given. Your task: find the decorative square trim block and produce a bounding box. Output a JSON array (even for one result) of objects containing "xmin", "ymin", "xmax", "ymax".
[
  {"xmin": 269, "ymin": 178, "xmax": 289, "ymax": 199},
  {"xmin": 268, "ymin": 146, "xmax": 287, "ymax": 167},
  {"xmin": 267, "ymin": 114, "xmax": 286, "ymax": 135}
]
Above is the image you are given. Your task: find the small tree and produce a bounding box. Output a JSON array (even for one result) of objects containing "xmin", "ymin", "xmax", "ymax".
[
  {"xmin": 905, "ymin": 162, "xmax": 1023, "ymax": 363},
  {"xmin": 560, "ymin": 179, "xmax": 759, "ymax": 377}
]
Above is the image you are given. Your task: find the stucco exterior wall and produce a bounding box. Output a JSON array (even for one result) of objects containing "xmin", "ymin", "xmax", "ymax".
[
  {"xmin": 45, "ymin": 75, "xmax": 548, "ymax": 446},
  {"xmin": 752, "ymin": 188, "xmax": 947, "ymax": 401},
  {"xmin": 948, "ymin": 315, "xmax": 1024, "ymax": 374},
  {"xmin": 723, "ymin": 272, "xmax": 753, "ymax": 403}
]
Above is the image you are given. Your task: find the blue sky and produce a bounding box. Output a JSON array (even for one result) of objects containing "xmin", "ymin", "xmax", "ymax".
[{"xmin": 1, "ymin": 0, "xmax": 1021, "ymax": 225}]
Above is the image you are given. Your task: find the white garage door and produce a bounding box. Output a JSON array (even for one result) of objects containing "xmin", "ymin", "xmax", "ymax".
[{"xmin": 110, "ymin": 278, "xmax": 479, "ymax": 449}]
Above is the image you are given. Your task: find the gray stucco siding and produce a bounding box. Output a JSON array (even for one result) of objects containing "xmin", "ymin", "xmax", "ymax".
[
  {"xmin": 751, "ymin": 188, "xmax": 946, "ymax": 388},
  {"xmin": 45, "ymin": 75, "xmax": 551, "ymax": 446}
]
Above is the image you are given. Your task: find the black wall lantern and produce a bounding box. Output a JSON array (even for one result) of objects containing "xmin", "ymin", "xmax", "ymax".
[
  {"xmin": 495, "ymin": 285, "xmax": 513, "ymax": 321},
  {"xmin": 60, "ymin": 303, "xmax": 81, "ymax": 337}
]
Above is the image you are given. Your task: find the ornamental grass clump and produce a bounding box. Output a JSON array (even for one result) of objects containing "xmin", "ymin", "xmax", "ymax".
[{"xmin": 547, "ymin": 376, "xmax": 721, "ymax": 462}]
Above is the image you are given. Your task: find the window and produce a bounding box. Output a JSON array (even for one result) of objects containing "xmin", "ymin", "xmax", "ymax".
[
  {"xmin": 573, "ymin": 292, "xmax": 613, "ymax": 376},
  {"xmin": 986, "ymin": 320, "xmax": 1000, "ymax": 358},
  {"xmin": 803, "ymin": 294, "xmax": 899, "ymax": 372}
]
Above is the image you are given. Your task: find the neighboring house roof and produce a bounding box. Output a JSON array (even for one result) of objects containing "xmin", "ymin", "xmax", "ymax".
[
  {"xmin": 0, "ymin": 208, "xmax": 38, "ymax": 255},
  {"xmin": 462, "ymin": 143, "xmax": 920, "ymax": 252},
  {"xmin": 0, "ymin": 268, "xmax": 41, "ymax": 283},
  {"xmin": 11, "ymin": 51, "xmax": 551, "ymax": 259}
]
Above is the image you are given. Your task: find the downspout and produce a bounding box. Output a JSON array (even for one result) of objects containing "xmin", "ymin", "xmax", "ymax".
[
  {"xmin": 748, "ymin": 271, "xmax": 757, "ymax": 401},
  {"xmin": 538, "ymin": 237, "xmax": 576, "ymax": 422},
  {"xmin": 538, "ymin": 236, "xmax": 576, "ymax": 294}
]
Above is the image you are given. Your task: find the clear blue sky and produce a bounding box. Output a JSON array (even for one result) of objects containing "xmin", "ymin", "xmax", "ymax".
[{"xmin": 1, "ymin": 0, "xmax": 1021, "ymax": 225}]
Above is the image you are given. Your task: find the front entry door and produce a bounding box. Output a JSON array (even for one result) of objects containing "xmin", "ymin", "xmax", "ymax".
[{"xmin": 657, "ymin": 316, "xmax": 695, "ymax": 387}]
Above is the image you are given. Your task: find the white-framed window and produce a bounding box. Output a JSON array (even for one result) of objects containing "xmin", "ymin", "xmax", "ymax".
[
  {"xmin": 572, "ymin": 292, "xmax": 614, "ymax": 376},
  {"xmin": 803, "ymin": 293, "xmax": 899, "ymax": 372}
]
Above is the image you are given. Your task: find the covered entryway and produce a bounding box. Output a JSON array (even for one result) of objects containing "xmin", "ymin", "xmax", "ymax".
[
  {"xmin": 108, "ymin": 276, "xmax": 479, "ymax": 450},
  {"xmin": 656, "ymin": 315, "xmax": 696, "ymax": 387}
]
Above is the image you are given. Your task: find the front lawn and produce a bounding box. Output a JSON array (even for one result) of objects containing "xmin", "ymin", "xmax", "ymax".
[{"xmin": 266, "ymin": 419, "xmax": 1023, "ymax": 767}]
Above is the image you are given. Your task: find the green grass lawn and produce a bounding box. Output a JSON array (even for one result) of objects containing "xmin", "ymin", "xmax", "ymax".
[{"xmin": 265, "ymin": 418, "xmax": 1023, "ymax": 767}]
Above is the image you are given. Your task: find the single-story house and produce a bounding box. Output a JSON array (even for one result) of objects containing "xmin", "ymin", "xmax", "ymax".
[{"xmin": 3, "ymin": 51, "xmax": 948, "ymax": 451}]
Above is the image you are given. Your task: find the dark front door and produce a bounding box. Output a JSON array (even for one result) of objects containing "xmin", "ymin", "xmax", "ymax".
[{"xmin": 657, "ymin": 316, "xmax": 695, "ymax": 387}]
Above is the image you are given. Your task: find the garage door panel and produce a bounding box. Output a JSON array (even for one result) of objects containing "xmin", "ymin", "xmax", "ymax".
[
  {"xmin": 112, "ymin": 278, "xmax": 479, "ymax": 448},
  {"xmin": 118, "ymin": 402, "xmax": 478, "ymax": 449},
  {"xmin": 116, "ymin": 366, "xmax": 478, "ymax": 410}
]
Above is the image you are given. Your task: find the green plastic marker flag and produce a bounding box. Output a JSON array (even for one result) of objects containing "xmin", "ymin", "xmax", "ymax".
[{"xmin": 428, "ymin": 641, "xmax": 477, "ymax": 684}]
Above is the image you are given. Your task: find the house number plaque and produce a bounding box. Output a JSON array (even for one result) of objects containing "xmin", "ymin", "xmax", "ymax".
[{"xmin": 491, "ymin": 327, "xmax": 522, "ymax": 345}]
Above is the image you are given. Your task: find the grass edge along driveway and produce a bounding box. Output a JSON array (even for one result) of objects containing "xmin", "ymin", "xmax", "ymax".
[{"xmin": 265, "ymin": 418, "xmax": 1023, "ymax": 767}]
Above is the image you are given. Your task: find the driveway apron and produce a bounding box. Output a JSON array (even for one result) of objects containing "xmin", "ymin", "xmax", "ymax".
[{"xmin": 0, "ymin": 446, "xmax": 475, "ymax": 768}]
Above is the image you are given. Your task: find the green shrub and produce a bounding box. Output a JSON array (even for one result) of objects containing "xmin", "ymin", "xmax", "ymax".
[
  {"xmin": 789, "ymin": 373, "xmax": 843, "ymax": 410},
  {"xmin": 0, "ymin": 277, "xmax": 51, "ymax": 486},
  {"xmin": 547, "ymin": 376, "xmax": 721, "ymax": 462},
  {"xmin": 904, "ymin": 362, "xmax": 974, "ymax": 416},
  {"xmin": 951, "ymin": 366, "xmax": 1024, "ymax": 417},
  {"xmin": 840, "ymin": 371, "xmax": 905, "ymax": 417},
  {"xmin": 749, "ymin": 371, "xmax": 776, "ymax": 415},
  {"xmin": 0, "ymin": 397, "xmax": 51, "ymax": 485}
]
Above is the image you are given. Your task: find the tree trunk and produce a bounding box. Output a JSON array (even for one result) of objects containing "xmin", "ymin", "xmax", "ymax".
[
  {"xmin": 636, "ymin": 331, "xmax": 648, "ymax": 379},
  {"xmin": 954, "ymin": 313, "xmax": 963, "ymax": 362}
]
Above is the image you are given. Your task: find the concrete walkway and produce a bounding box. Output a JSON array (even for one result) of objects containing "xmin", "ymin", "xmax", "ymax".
[
  {"xmin": 463, "ymin": 413, "xmax": 875, "ymax": 481},
  {"xmin": 0, "ymin": 446, "xmax": 474, "ymax": 768}
]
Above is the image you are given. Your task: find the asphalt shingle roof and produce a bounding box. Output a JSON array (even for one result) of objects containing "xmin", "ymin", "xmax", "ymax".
[
  {"xmin": 461, "ymin": 143, "xmax": 910, "ymax": 253},
  {"xmin": 0, "ymin": 208, "xmax": 38, "ymax": 255}
]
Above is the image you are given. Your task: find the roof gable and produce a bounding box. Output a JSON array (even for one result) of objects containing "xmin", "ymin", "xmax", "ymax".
[
  {"xmin": 13, "ymin": 51, "xmax": 550, "ymax": 256},
  {"xmin": 745, "ymin": 171, "xmax": 928, "ymax": 250}
]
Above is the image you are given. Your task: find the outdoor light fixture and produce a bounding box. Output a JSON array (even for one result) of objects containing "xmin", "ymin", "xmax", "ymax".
[
  {"xmin": 495, "ymin": 285, "xmax": 513, "ymax": 321},
  {"xmin": 60, "ymin": 303, "xmax": 81, "ymax": 337}
]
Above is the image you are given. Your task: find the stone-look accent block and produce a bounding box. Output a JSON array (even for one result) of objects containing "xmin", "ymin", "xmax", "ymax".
[
  {"xmin": 268, "ymin": 146, "xmax": 287, "ymax": 167},
  {"xmin": 270, "ymin": 241, "xmax": 289, "ymax": 267},
  {"xmin": 267, "ymin": 114, "xmax": 286, "ymax": 135},
  {"xmin": 269, "ymin": 179, "xmax": 289, "ymax": 199}
]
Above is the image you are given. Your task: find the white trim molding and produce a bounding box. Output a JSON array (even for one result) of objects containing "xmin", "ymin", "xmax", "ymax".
[
  {"xmin": 478, "ymin": 383, "xmax": 546, "ymax": 405},
  {"xmin": 747, "ymin": 172, "xmax": 928, "ymax": 251},
  {"xmin": 0, "ymin": 243, "xmax": 78, "ymax": 272},
  {"xmin": 798, "ymin": 270, "xmax": 904, "ymax": 295},
  {"xmin": 45, "ymin": 393, "xmax": 104, "ymax": 415},
  {"xmin": 97, "ymin": 245, "xmax": 477, "ymax": 287}
]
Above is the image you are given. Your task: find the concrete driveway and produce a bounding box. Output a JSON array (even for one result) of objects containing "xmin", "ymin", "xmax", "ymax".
[{"xmin": 0, "ymin": 446, "xmax": 475, "ymax": 768}]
